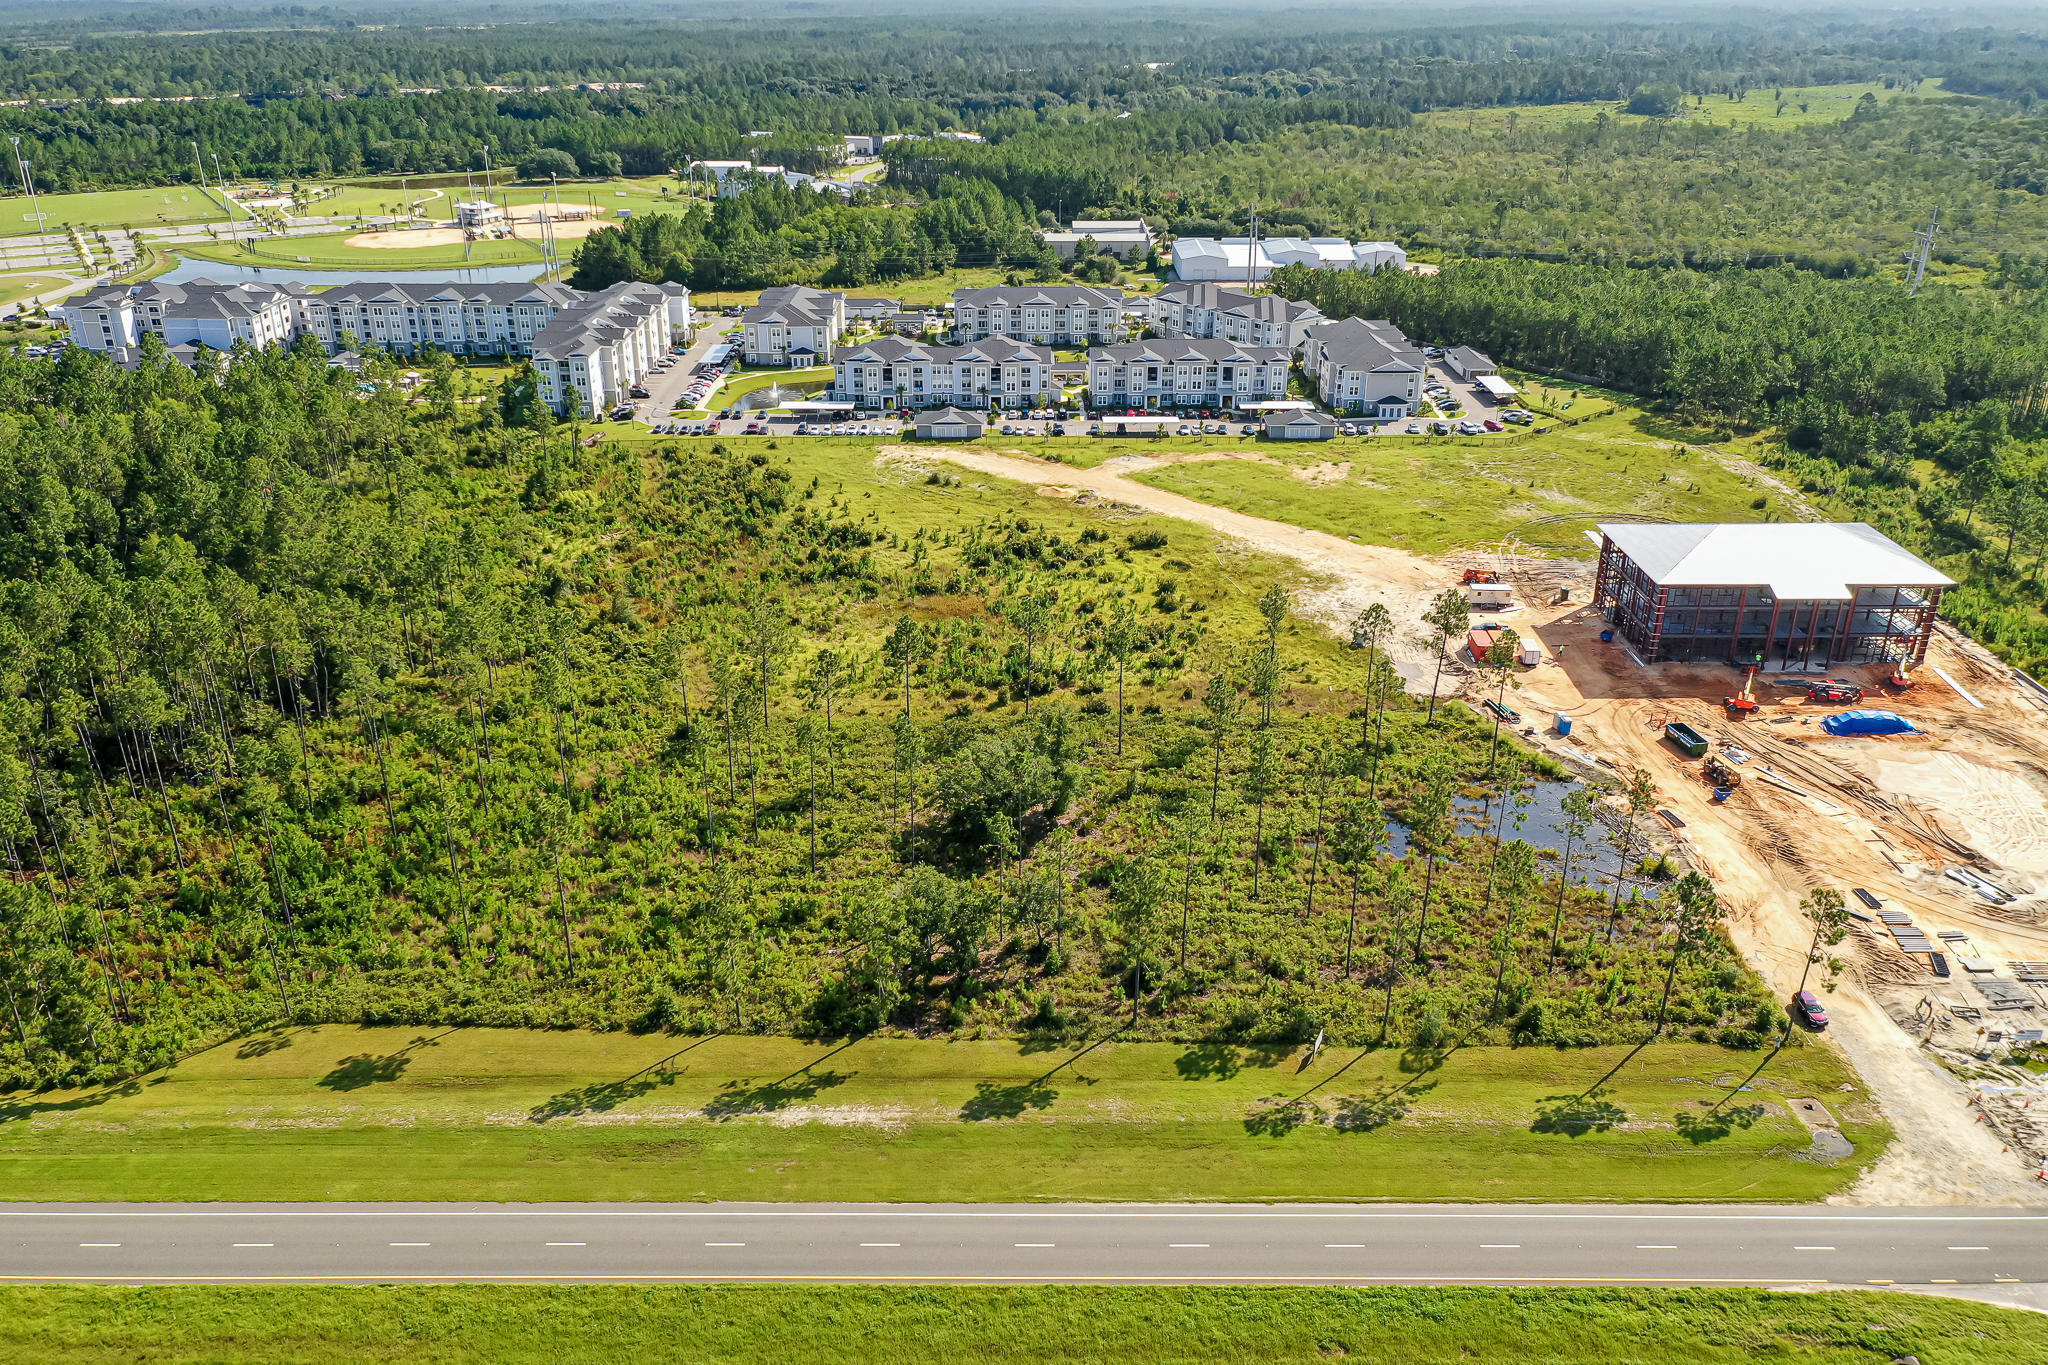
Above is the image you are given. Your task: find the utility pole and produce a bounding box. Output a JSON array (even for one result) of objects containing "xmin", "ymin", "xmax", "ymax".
[
  {"xmin": 212, "ymin": 152, "xmax": 237, "ymax": 238},
  {"xmin": 1246, "ymin": 199, "xmax": 1259, "ymax": 294},
  {"xmin": 481, "ymin": 145, "xmax": 495, "ymax": 211},
  {"xmin": 1908, "ymin": 208, "xmax": 1940, "ymax": 296},
  {"xmin": 10, "ymin": 137, "xmax": 41, "ymax": 235}
]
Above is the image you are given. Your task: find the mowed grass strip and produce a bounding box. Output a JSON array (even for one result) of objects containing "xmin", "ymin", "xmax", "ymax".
[
  {"xmin": 0, "ymin": 1285, "xmax": 2040, "ymax": 1364},
  {"xmin": 0, "ymin": 1027, "xmax": 1879, "ymax": 1203}
]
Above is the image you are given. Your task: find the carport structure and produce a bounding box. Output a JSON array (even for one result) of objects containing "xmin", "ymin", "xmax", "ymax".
[{"xmin": 1592, "ymin": 521, "xmax": 1954, "ymax": 669}]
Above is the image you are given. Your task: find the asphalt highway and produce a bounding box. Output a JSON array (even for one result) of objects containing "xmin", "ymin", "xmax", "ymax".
[{"xmin": 0, "ymin": 1203, "xmax": 2043, "ymax": 1286}]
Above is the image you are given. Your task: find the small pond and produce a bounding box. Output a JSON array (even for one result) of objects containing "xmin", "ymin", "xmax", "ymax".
[{"xmin": 1382, "ymin": 778, "xmax": 1658, "ymax": 895}]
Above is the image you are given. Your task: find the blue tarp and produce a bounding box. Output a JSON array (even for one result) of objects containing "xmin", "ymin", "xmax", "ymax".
[{"xmin": 1822, "ymin": 709, "xmax": 1919, "ymax": 737}]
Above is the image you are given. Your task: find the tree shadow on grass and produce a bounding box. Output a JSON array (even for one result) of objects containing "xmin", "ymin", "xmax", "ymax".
[
  {"xmin": 960, "ymin": 1078, "xmax": 1058, "ymax": 1121},
  {"xmin": 1674, "ymin": 1102, "xmax": 1766, "ymax": 1145},
  {"xmin": 1530, "ymin": 1089, "xmax": 1628, "ymax": 1136},
  {"xmin": 236, "ymin": 1029, "xmax": 301, "ymax": 1060},
  {"xmin": 1175, "ymin": 1043, "xmax": 1288, "ymax": 1081},
  {"xmin": 703, "ymin": 1069, "xmax": 854, "ymax": 1120},
  {"xmin": 316, "ymin": 1029, "xmax": 458, "ymax": 1092},
  {"xmin": 0, "ymin": 1080, "xmax": 141, "ymax": 1125},
  {"xmin": 527, "ymin": 1034, "xmax": 723, "ymax": 1123},
  {"xmin": 1243, "ymin": 1082, "xmax": 1430, "ymax": 1139}
]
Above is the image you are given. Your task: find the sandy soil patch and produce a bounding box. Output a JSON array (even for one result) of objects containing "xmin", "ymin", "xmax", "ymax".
[
  {"xmin": 1874, "ymin": 751, "xmax": 2048, "ymax": 880},
  {"xmin": 1292, "ymin": 460, "xmax": 1352, "ymax": 485},
  {"xmin": 345, "ymin": 215, "xmax": 609, "ymax": 251}
]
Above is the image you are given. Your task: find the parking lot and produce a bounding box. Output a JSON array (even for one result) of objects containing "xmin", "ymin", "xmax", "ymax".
[{"xmin": 637, "ymin": 410, "xmax": 1273, "ymax": 438}]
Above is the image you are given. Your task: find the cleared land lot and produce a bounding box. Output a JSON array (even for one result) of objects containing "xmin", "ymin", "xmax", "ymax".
[{"xmin": 0, "ymin": 1026, "xmax": 1880, "ymax": 1203}]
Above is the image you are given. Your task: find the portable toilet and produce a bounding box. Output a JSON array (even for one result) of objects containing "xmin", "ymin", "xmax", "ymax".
[{"xmin": 1554, "ymin": 713, "xmax": 1572, "ymax": 737}]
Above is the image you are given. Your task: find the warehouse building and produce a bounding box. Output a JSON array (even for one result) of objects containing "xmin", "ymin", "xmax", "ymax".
[{"xmin": 1591, "ymin": 522, "xmax": 1954, "ymax": 668}]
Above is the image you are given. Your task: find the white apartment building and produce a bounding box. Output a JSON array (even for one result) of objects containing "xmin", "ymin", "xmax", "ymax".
[
  {"xmin": 532, "ymin": 281, "xmax": 694, "ymax": 417},
  {"xmin": 1039, "ymin": 218, "xmax": 1155, "ymax": 260},
  {"xmin": 951, "ymin": 286, "xmax": 1125, "ymax": 345},
  {"xmin": 741, "ymin": 285, "xmax": 847, "ymax": 364},
  {"xmin": 303, "ymin": 280, "xmax": 590, "ymax": 356},
  {"xmin": 1170, "ymin": 237, "xmax": 1408, "ymax": 282},
  {"xmin": 1299, "ymin": 318, "xmax": 1425, "ymax": 419},
  {"xmin": 1087, "ymin": 338, "xmax": 1290, "ymax": 410},
  {"xmin": 57, "ymin": 279, "xmax": 310, "ymax": 363},
  {"xmin": 1148, "ymin": 282, "xmax": 1324, "ymax": 350},
  {"xmin": 831, "ymin": 335, "xmax": 1055, "ymax": 409}
]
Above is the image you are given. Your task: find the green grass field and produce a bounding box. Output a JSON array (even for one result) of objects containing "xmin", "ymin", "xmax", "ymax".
[
  {"xmin": 0, "ymin": 184, "xmax": 227, "ymax": 235},
  {"xmin": 178, "ymin": 229, "xmax": 550, "ymax": 273},
  {"xmin": 0, "ymin": 1026, "xmax": 1881, "ymax": 1203},
  {"xmin": 1, "ymin": 1285, "xmax": 2039, "ymax": 1363},
  {"xmin": 0, "ymin": 272, "xmax": 72, "ymax": 307},
  {"xmin": 1118, "ymin": 407, "xmax": 1770, "ymax": 555},
  {"xmin": 1424, "ymin": 80, "xmax": 1955, "ymax": 132}
]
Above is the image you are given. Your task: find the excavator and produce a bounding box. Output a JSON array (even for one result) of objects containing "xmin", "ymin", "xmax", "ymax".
[{"xmin": 1723, "ymin": 666, "xmax": 1759, "ymax": 718}]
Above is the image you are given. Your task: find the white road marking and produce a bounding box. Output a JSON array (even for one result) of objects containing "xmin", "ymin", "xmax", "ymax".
[
  {"xmin": 859, "ymin": 1243, "xmax": 899, "ymax": 1248},
  {"xmin": 77, "ymin": 1243, "xmax": 120, "ymax": 1248},
  {"xmin": 1793, "ymin": 1246, "xmax": 1835, "ymax": 1252},
  {"xmin": 1169, "ymin": 1243, "xmax": 1210, "ymax": 1249},
  {"xmin": 1479, "ymin": 1244, "xmax": 1520, "ymax": 1249},
  {"xmin": 704, "ymin": 1242, "xmax": 746, "ymax": 1248},
  {"xmin": 544, "ymin": 1243, "xmax": 585, "ymax": 1247},
  {"xmin": 1636, "ymin": 1245, "xmax": 1677, "ymax": 1250},
  {"xmin": 1948, "ymin": 1246, "xmax": 1990, "ymax": 1252},
  {"xmin": 1013, "ymin": 1243, "xmax": 1055, "ymax": 1248},
  {"xmin": 388, "ymin": 1243, "xmax": 431, "ymax": 1248},
  {"xmin": 1325, "ymin": 1244, "xmax": 1366, "ymax": 1249},
  {"xmin": 231, "ymin": 1243, "xmax": 274, "ymax": 1248}
]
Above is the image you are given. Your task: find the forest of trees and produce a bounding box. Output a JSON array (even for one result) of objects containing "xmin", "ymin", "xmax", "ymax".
[
  {"xmin": 567, "ymin": 179, "xmax": 1054, "ymax": 292},
  {"xmin": 0, "ymin": 334, "xmax": 1778, "ymax": 1087}
]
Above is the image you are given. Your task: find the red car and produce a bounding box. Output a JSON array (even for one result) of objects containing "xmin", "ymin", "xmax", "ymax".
[
  {"xmin": 1483, "ymin": 419, "xmax": 1504, "ymax": 432},
  {"xmin": 1793, "ymin": 989, "xmax": 1828, "ymax": 1030}
]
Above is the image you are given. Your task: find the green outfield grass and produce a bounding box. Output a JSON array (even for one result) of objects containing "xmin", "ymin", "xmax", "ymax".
[
  {"xmin": 0, "ymin": 272, "xmax": 72, "ymax": 307},
  {"xmin": 2, "ymin": 1285, "xmax": 2039, "ymax": 1363},
  {"xmin": 0, "ymin": 1026, "xmax": 1881, "ymax": 1203},
  {"xmin": 178, "ymin": 229, "xmax": 549, "ymax": 272}
]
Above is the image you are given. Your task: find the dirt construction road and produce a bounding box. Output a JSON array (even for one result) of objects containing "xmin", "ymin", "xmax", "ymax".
[{"xmin": 896, "ymin": 442, "xmax": 2048, "ymax": 1206}]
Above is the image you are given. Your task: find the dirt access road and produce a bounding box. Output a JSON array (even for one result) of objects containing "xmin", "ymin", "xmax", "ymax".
[
  {"xmin": 895, "ymin": 442, "xmax": 2048, "ymax": 1206},
  {"xmin": 883, "ymin": 445, "xmax": 1449, "ymax": 682}
]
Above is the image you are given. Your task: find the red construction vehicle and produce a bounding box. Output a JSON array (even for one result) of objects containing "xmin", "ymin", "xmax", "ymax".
[
  {"xmin": 1461, "ymin": 568, "xmax": 1501, "ymax": 584},
  {"xmin": 1804, "ymin": 678, "xmax": 1863, "ymax": 704},
  {"xmin": 1724, "ymin": 667, "xmax": 1759, "ymax": 718}
]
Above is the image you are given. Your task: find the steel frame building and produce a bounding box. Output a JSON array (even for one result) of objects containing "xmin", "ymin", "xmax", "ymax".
[{"xmin": 1592, "ymin": 522, "xmax": 1954, "ymax": 669}]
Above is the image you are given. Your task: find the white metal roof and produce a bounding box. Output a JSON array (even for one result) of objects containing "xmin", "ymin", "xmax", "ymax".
[
  {"xmin": 1598, "ymin": 522, "xmax": 1955, "ymax": 601},
  {"xmin": 1475, "ymin": 374, "xmax": 1518, "ymax": 397}
]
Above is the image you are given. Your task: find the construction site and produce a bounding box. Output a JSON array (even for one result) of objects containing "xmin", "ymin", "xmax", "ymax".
[{"xmin": 1457, "ymin": 544, "xmax": 2048, "ymax": 1205}]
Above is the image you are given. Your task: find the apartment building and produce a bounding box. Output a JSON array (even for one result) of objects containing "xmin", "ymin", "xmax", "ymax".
[
  {"xmin": 532, "ymin": 281, "xmax": 694, "ymax": 417},
  {"xmin": 1086, "ymin": 338, "xmax": 1290, "ymax": 410},
  {"xmin": 1170, "ymin": 237, "xmax": 1408, "ymax": 282},
  {"xmin": 1039, "ymin": 218, "xmax": 1154, "ymax": 261},
  {"xmin": 742, "ymin": 285, "xmax": 847, "ymax": 364},
  {"xmin": 57, "ymin": 279, "xmax": 310, "ymax": 363},
  {"xmin": 831, "ymin": 335, "xmax": 1055, "ymax": 409},
  {"xmin": 1299, "ymin": 318, "xmax": 1425, "ymax": 418},
  {"xmin": 951, "ymin": 285, "xmax": 1125, "ymax": 345},
  {"xmin": 1147, "ymin": 282, "xmax": 1324, "ymax": 350},
  {"xmin": 302, "ymin": 280, "xmax": 593, "ymax": 356}
]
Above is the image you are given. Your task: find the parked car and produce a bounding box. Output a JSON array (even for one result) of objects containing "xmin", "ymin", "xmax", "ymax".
[
  {"xmin": 1483, "ymin": 419, "xmax": 1504, "ymax": 432},
  {"xmin": 610, "ymin": 405, "xmax": 635, "ymax": 421},
  {"xmin": 1793, "ymin": 989, "xmax": 1828, "ymax": 1030},
  {"xmin": 1338, "ymin": 423, "xmax": 1357, "ymax": 436},
  {"xmin": 1430, "ymin": 421, "xmax": 1450, "ymax": 435},
  {"xmin": 629, "ymin": 386, "xmax": 651, "ymax": 399},
  {"xmin": 1405, "ymin": 423, "xmax": 1422, "ymax": 434},
  {"xmin": 1458, "ymin": 421, "xmax": 1484, "ymax": 435}
]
